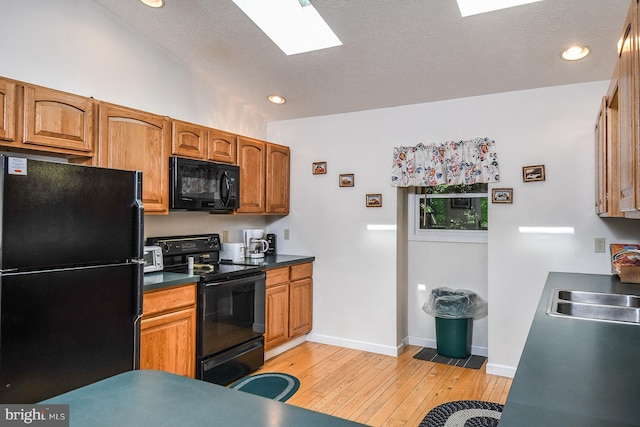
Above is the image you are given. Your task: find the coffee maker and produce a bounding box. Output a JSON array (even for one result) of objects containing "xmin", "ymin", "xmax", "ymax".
[{"xmin": 242, "ymin": 229, "xmax": 270, "ymax": 259}]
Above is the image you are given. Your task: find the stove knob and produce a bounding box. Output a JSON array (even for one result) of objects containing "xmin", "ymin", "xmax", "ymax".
[{"xmin": 162, "ymin": 242, "xmax": 170, "ymax": 252}]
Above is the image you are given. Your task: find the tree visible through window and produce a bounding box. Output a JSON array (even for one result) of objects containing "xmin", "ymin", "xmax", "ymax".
[{"xmin": 418, "ymin": 184, "xmax": 488, "ymax": 231}]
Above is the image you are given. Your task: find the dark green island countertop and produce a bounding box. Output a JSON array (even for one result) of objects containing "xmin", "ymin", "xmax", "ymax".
[
  {"xmin": 42, "ymin": 370, "xmax": 366, "ymax": 427},
  {"xmin": 500, "ymin": 272, "xmax": 640, "ymax": 426},
  {"xmin": 143, "ymin": 254, "xmax": 315, "ymax": 292}
]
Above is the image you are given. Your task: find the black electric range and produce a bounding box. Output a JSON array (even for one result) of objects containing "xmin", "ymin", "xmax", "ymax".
[
  {"xmin": 146, "ymin": 233, "xmax": 267, "ymax": 386},
  {"xmin": 146, "ymin": 234, "xmax": 264, "ymax": 281}
]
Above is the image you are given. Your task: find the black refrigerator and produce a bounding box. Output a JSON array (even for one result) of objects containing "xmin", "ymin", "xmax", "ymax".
[{"xmin": 0, "ymin": 155, "xmax": 144, "ymax": 403}]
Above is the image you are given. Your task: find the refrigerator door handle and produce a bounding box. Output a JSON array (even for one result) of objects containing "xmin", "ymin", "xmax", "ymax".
[{"xmin": 132, "ymin": 170, "xmax": 144, "ymax": 260}]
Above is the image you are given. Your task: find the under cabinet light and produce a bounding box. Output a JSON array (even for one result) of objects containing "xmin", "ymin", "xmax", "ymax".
[{"xmin": 518, "ymin": 226, "xmax": 574, "ymax": 234}]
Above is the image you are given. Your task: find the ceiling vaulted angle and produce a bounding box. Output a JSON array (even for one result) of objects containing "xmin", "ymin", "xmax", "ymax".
[
  {"xmin": 456, "ymin": 0, "xmax": 542, "ymax": 17},
  {"xmin": 232, "ymin": 0, "xmax": 342, "ymax": 55}
]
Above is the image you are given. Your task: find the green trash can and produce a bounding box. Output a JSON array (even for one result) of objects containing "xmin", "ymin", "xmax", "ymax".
[{"xmin": 435, "ymin": 317, "xmax": 473, "ymax": 358}]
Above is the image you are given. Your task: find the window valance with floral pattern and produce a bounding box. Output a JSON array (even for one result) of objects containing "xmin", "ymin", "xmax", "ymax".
[{"xmin": 391, "ymin": 137, "xmax": 500, "ymax": 187}]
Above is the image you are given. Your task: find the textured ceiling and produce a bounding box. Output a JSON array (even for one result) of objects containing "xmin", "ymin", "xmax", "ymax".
[{"xmin": 91, "ymin": 0, "xmax": 630, "ymax": 122}]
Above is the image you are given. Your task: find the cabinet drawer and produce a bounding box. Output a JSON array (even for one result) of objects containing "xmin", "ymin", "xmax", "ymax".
[
  {"xmin": 266, "ymin": 267, "xmax": 289, "ymax": 287},
  {"xmin": 290, "ymin": 262, "xmax": 313, "ymax": 281},
  {"xmin": 143, "ymin": 283, "xmax": 197, "ymax": 317}
]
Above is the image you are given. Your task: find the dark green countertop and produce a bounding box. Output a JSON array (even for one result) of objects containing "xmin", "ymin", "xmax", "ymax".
[
  {"xmin": 143, "ymin": 271, "xmax": 200, "ymax": 291},
  {"xmin": 500, "ymin": 272, "xmax": 640, "ymax": 426},
  {"xmin": 143, "ymin": 254, "xmax": 314, "ymax": 292},
  {"xmin": 223, "ymin": 254, "xmax": 316, "ymax": 268},
  {"xmin": 42, "ymin": 370, "xmax": 366, "ymax": 427}
]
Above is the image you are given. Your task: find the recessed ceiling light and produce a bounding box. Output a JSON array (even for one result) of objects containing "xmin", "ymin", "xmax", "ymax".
[
  {"xmin": 456, "ymin": 0, "xmax": 542, "ymax": 17},
  {"xmin": 268, "ymin": 95, "xmax": 286, "ymax": 105},
  {"xmin": 233, "ymin": 0, "xmax": 342, "ymax": 55},
  {"xmin": 140, "ymin": 0, "xmax": 164, "ymax": 8},
  {"xmin": 561, "ymin": 45, "xmax": 590, "ymax": 61}
]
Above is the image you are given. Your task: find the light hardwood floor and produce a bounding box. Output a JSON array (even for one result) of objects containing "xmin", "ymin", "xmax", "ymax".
[{"xmin": 260, "ymin": 342, "xmax": 512, "ymax": 427}]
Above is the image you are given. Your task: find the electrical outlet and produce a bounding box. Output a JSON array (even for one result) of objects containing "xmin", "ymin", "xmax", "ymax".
[
  {"xmin": 222, "ymin": 230, "xmax": 229, "ymax": 243},
  {"xmin": 594, "ymin": 237, "xmax": 606, "ymax": 253},
  {"xmin": 284, "ymin": 229, "xmax": 290, "ymax": 240}
]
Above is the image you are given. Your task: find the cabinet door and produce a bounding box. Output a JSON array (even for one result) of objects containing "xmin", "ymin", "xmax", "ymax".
[
  {"xmin": 237, "ymin": 137, "xmax": 266, "ymax": 213},
  {"xmin": 289, "ymin": 277, "xmax": 313, "ymax": 338},
  {"xmin": 171, "ymin": 119, "xmax": 205, "ymax": 159},
  {"xmin": 265, "ymin": 283, "xmax": 289, "ymax": 350},
  {"xmin": 23, "ymin": 85, "xmax": 95, "ymax": 154},
  {"xmin": 266, "ymin": 143, "xmax": 290, "ymax": 214},
  {"xmin": 618, "ymin": 4, "xmax": 636, "ymax": 211},
  {"xmin": 0, "ymin": 79, "xmax": 17, "ymax": 143},
  {"xmin": 99, "ymin": 103, "xmax": 170, "ymax": 214},
  {"xmin": 206, "ymin": 128, "xmax": 237, "ymax": 164},
  {"xmin": 140, "ymin": 306, "xmax": 196, "ymax": 378}
]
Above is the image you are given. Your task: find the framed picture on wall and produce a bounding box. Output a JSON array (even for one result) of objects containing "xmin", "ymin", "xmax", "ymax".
[
  {"xmin": 339, "ymin": 174, "xmax": 354, "ymax": 187},
  {"xmin": 366, "ymin": 193, "xmax": 382, "ymax": 207},
  {"xmin": 492, "ymin": 188, "xmax": 513, "ymax": 204},
  {"xmin": 522, "ymin": 165, "xmax": 545, "ymax": 182},
  {"xmin": 312, "ymin": 162, "xmax": 327, "ymax": 175}
]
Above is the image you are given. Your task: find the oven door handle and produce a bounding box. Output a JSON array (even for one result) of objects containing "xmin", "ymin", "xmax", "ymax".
[{"xmin": 202, "ymin": 273, "xmax": 265, "ymax": 288}]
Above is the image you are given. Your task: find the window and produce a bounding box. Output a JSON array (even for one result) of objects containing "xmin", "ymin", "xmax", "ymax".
[{"xmin": 408, "ymin": 184, "xmax": 488, "ymax": 243}]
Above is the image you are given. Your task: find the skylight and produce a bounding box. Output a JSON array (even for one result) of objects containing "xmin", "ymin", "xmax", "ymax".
[
  {"xmin": 232, "ymin": 0, "xmax": 342, "ymax": 56},
  {"xmin": 456, "ymin": 0, "xmax": 543, "ymax": 17}
]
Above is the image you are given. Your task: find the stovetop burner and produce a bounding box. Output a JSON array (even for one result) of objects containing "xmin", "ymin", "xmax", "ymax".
[{"xmin": 146, "ymin": 234, "xmax": 264, "ymax": 281}]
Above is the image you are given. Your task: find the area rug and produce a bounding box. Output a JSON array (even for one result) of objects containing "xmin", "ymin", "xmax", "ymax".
[
  {"xmin": 414, "ymin": 347, "xmax": 487, "ymax": 370},
  {"xmin": 419, "ymin": 400, "xmax": 504, "ymax": 427},
  {"xmin": 228, "ymin": 372, "xmax": 300, "ymax": 402}
]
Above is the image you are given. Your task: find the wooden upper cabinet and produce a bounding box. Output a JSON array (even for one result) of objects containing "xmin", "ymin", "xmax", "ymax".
[
  {"xmin": 618, "ymin": 2, "xmax": 636, "ymax": 212},
  {"xmin": 236, "ymin": 136, "xmax": 266, "ymax": 213},
  {"xmin": 207, "ymin": 128, "xmax": 237, "ymax": 164},
  {"xmin": 0, "ymin": 79, "xmax": 18, "ymax": 143},
  {"xmin": 266, "ymin": 143, "xmax": 290, "ymax": 214},
  {"xmin": 171, "ymin": 119, "xmax": 206, "ymax": 159},
  {"xmin": 98, "ymin": 103, "xmax": 170, "ymax": 214},
  {"xmin": 23, "ymin": 85, "xmax": 95, "ymax": 155}
]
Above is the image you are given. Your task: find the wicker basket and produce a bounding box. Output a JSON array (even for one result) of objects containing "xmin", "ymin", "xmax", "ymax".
[{"xmin": 619, "ymin": 266, "xmax": 640, "ymax": 284}]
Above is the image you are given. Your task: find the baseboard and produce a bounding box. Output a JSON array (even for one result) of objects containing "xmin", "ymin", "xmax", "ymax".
[
  {"xmin": 406, "ymin": 335, "xmax": 488, "ymax": 357},
  {"xmin": 264, "ymin": 335, "xmax": 308, "ymax": 361},
  {"xmin": 485, "ymin": 363, "xmax": 516, "ymax": 378},
  {"xmin": 306, "ymin": 333, "xmax": 404, "ymax": 357}
]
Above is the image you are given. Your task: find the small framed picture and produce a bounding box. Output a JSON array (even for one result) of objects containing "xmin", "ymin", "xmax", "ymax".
[
  {"xmin": 312, "ymin": 162, "xmax": 327, "ymax": 175},
  {"xmin": 492, "ymin": 188, "xmax": 513, "ymax": 204},
  {"xmin": 450, "ymin": 197, "xmax": 471, "ymax": 209},
  {"xmin": 339, "ymin": 174, "xmax": 354, "ymax": 187},
  {"xmin": 522, "ymin": 165, "xmax": 545, "ymax": 182},
  {"xmin": 366, "ymin": 193, "xmax": 382, "ymax": 207}
]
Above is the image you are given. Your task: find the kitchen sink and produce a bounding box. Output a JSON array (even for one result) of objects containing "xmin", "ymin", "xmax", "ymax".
[
  {"xmin": 556, "ymin": 290, "xmax": 640, "ymax": 307},
  {"xmin": 547, "ymin": 289, "xmax": 640, "ymax": 325}
]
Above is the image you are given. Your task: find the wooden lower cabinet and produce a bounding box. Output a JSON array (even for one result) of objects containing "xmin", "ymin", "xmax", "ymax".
[
  {"xmin": 141, "ymin": 283, "xmax": 197, "ymax": 378},
  {"xmin": 265, "ymin": 263, "xmax": 313, "ymax": 351}
]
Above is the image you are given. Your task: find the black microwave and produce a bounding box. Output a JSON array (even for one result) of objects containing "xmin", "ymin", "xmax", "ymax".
[{"xmin": 169, "ymin": 157, "xmax": 240, "ymax": 212}]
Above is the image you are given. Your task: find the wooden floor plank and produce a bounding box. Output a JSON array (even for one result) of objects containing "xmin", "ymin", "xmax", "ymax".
[{"xmin": 259, "ymin": 342, "xmax": 512, "ymax": 427}]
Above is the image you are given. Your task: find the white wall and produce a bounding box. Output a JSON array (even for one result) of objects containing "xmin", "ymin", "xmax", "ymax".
[{"xmin": 268, "ymin": 81, "xmax": 640, "ymax": 375}]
